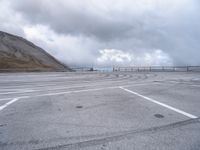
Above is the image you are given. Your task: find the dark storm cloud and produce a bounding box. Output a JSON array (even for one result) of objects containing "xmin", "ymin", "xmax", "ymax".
[
  {"xmin": 1, "ymin": 0, "xmax": 200, "ymax": 66},
  {"xmin": 10, "ymin": 0, "xmax": 135, "ymax": 41}
]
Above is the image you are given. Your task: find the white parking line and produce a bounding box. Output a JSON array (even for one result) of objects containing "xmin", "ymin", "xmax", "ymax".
[
  {"xmin": 1, "ymin": 83, "xmax": 198, "ymax": 114},
  {"xmin": 167, "ymin": 81, "xmax": 200, "ymax": 87},
  {"xmin": 0, "ymin": 87, "xmax": 118, "ymax": 111},
  {"xmin": 119, "ymin": 86, "xmax": 198, "ymax": 119},
  {"xmin": 15, "ymin": 83, "xmax": 159, "ymax": 98},
  {"xmin": 0, "ymin": 88, "xmax": 34, "ymax": 92},
  {"xmin": 0, "ymin": 83, "xmax": 161, "ymax": 111},
  {"xmin": 0, "ymin": 98, "xmax": 19, "ymax": 111},
  {"xmin": 122, "ymin": 83, "xmax": 160, "ymax": 88},
  {"xmin": 0, "ymin": 90, "xmax": 35, "ymax": 95},
  {"xmin": 190, "ymin": 85, "xmax": 200, "ymax": 88},
  {"xmin": 32, "ymin": 86, "xmax": 119, "ymax": 98},
  {"xmin": 1, "ymin": 82, "xmax": 160, "ymax": 93},
  {"xmin": 0, "ymin": 96, "xmax": 30, "ymax": 111},
  {"xmin": 0, "ymin": 98, "xmax": 13, "ymax": 101}
]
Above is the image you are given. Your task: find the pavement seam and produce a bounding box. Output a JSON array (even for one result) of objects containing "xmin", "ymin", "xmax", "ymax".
[{"xmin": 34, "ymin": 118, "xmax": 200, "ymax": 150}]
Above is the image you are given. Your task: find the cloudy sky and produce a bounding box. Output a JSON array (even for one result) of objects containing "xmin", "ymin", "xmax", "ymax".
[{"xmin": 1, "ymin": 0, "xmax": 200, "ymax": 67}]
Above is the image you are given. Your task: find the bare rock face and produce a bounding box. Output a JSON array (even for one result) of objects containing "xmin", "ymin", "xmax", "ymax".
[{"xmin": 0, "ymin": 31, "xmax": 70, "ymax": 71}]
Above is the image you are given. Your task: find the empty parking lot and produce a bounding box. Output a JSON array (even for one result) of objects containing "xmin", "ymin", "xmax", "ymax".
[{"xmin": 0, "ymin": 72, "xmax": 200, "ymax": 150}]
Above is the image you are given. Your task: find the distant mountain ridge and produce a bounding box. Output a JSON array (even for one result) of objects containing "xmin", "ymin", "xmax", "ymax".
[{"xmin": 0, "ymin": 31, "xmax": 70, "ymax": 71}]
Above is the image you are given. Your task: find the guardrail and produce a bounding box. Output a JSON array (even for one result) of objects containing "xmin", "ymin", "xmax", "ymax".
[
  {"xmin": 6, "ymin": 66, "xmax": 197, "ymax": 73},
  {"xmin": 113, "ymin": 66, "xmax": 200, "ymax": 72},
  {"xmin": 71, "ymin": 67, "xmax": 113, "ymax": 72},
  {"xmin": 71, "ymin": 67, "xmax": 94, "ymax": 72}
]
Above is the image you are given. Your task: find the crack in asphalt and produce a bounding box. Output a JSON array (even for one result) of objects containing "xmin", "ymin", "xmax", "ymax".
[{"xmin": 34, "ymin": 117, "xmax": 200, "ymax": 150}]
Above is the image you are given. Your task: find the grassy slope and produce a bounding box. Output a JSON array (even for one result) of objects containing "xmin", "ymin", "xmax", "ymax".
[{"xmin": 0, "ymin": 57, "xmax": 52, "ymax": 69}]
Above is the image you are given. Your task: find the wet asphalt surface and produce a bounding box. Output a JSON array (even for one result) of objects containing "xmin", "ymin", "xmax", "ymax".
[{"xmin": 0, "ymin": 71, "xmax": 200, "ymax": 150}]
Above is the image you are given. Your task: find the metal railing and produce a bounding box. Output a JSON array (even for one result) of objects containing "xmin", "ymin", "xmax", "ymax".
[
  {"xmin": 71, "ymin": 67, "xmax": 94, "ymax": 72},
  {"xmin": 2, "ymin": 66, "xmax": 199, "ymax": 73},
  {"xmin": 71, "ymin": 67, "xmax": 113, "ymax": 72},
  {"xmin": 113, "ymin": 66, "xmax": 200, "ymax": 72}
]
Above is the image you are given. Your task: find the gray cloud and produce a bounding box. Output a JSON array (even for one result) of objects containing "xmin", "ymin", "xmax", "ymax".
[
  {"xmin": 10, "ymin": 0, "xmax": 135, "ymax": 41},
  {"xmin": 1, "ymin": 0, "xmax": 200, "ymax": 66}
]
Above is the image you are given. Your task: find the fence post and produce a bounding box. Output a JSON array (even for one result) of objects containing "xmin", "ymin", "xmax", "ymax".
[{"xmin": 187, "ymin": 66, "xmax": 189, "ymax": 72}]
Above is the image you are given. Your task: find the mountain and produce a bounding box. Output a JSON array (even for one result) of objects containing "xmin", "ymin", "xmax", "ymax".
[{"xmin": 0, "ymin": 31, "xmax": 71, "ymax": 71}]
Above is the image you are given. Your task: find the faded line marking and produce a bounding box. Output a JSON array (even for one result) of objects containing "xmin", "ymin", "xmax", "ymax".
[
  {"xmin": 32, "ymin": 86, "xmax": 119, "ymax": 98},
  {"xmin": 122, "ymin": 83, "xmax": 160, "ymax": 88},
  {"xmin": 0, "ymin": 98, "xmax": 13, "ymax": 101},
  {"xmin": 21, "ymin": 82, "xmax": 160, "ymax": 93},
  {"xmin": 190, "ymin": 85, "xmax": 200, "ymax": 88},
  {"xmin": 119, "ymin": 86, "xmax": 198, "ymax": 119},
  {"xmin": 0, "ymin": 90, "xmax": 35, "ymax": 95},
  {"xmin": 166, "ymin": 81, "xmax": 200, "ymax": 88},
  {"xmin": 0, "ymin": 87, "xmax": 118, "ymax": 111},
  {"xmin": 0, "ymin": 83, "xmax": 160, "ymax": 101}
]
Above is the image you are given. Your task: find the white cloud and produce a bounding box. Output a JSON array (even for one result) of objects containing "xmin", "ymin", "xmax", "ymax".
[
  {"xmin": 141, "ymin": 50, "xmax": 173, "ymax": 66},
  {"xmin": 23, "ymin": 25, "xmax": 173, "ymax": 67},
  {"xmin": 0, "ymin": 0, "xmax": 25, "ymax": 36},
  {"xmin": 97, "ymin": 49, "xmax": 173, "ymax": 66},
  {"xmin": 1, "ymin": 0, "xmax": 200, "ymax": 66},
  {"xmin": 97, "ymin": 49, "xmax": 132, "ymax": 65},
  {"xmin": 23, "ymin": 25, "xmax": 99, "ymax": 66}
]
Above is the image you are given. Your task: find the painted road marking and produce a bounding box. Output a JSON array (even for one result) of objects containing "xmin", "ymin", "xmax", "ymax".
[
  {"xmin": 0, "ymin": 98, "xmax": 19, "ymax": 111},
  {"xmin": 119, "ymin": 86, "xmax": 198, "ymax": 119},
  {"xmin": 190, "ymin": 85, "xmax": 200, "ymax": 88},
  {"xmin": 31, "ymin": 86, "xmax": 119, "ymax": 98},
  {"xmin": 1, "ymin": 82, "xmax": 199, "ymax": 113},
  {"xmin": 167, "ymin": 81, "xmax": 200, "ymax": 87},
  {"xmin": 0, "ymin": 98, "xmax": 13, "ymax": 101},
  {"xmin": 0, "ymin": 90, "xmax": 35, "ymax": 95},
  {"xmin": 0, "ymin": 83, "xmax": 161, "ymax": 111},
  {"xmin": 0, "ymin": 96, "xmax": 30, "ymax": 111},
  {"xmin": 0, "ymin": 87, "xmax": 119, "ymax": 111},
  {"xmin": 15, "ymin": 83, "xmax": 160, "ymax": 98}
]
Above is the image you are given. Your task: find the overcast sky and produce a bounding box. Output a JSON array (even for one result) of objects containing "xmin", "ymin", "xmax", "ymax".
[{"xmin": 1, "ymin": 0, "xmax": 200, "ymax": 67}]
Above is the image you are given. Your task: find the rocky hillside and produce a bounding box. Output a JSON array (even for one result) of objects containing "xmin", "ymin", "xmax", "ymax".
[{"xmin": 0, "ymin": 31, "xmax": 70, "ymax": 71}]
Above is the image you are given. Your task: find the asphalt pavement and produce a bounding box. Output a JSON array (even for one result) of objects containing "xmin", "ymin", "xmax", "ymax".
[{"xmin": 0, "ymin": 71, "xmax": 200, "ymax": 150}]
